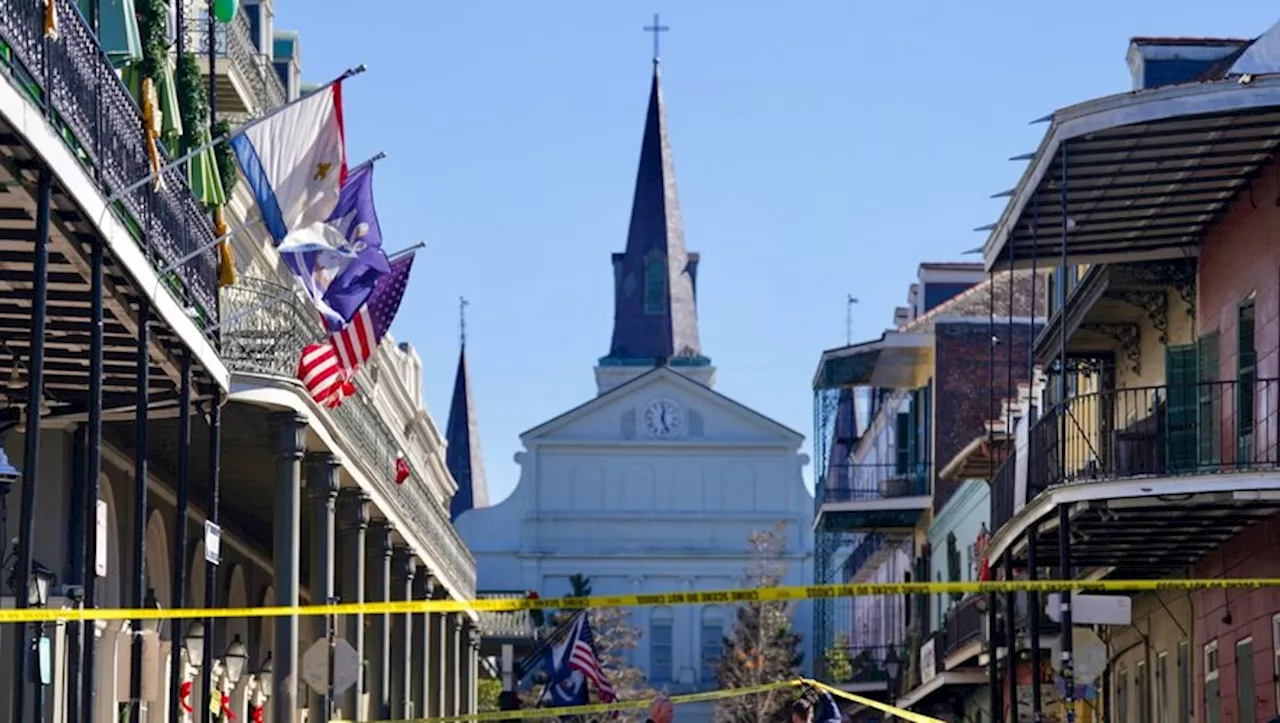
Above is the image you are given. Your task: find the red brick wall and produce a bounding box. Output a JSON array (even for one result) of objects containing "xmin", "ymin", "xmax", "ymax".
[
  {"xmin": 933, "ymin": 321, "xmax": 1038, "ymax": 511},
  {"xmin": 1193, "ymin": 517, "xmax": 1280, "ymax": 723}
]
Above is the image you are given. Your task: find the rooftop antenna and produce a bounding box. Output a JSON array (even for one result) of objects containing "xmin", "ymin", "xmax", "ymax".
[
  {"xmin": 643, "ymin": 13, "xmax": 669, "ymax": 64},
  {"xmin": 459, "ymin": 296, "xmax": 469, "ymax": 348},
  {"xmin": 846, "ymin": 294, "xmax": 860, "ymax": 345}
]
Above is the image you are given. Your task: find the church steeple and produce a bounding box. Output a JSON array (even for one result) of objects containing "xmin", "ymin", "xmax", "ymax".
[
  {"xmin": 447, "ymin": 299, "xmax": 488, "ymax": 520},
  {"xmin": 596, "ymin": 59, "xmax": 714, "ymax": 395}
]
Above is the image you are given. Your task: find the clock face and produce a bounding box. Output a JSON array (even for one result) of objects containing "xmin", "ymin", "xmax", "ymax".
[{"xmin": 643, "ymin": 398, "xmax": 684, "ymax": 439}]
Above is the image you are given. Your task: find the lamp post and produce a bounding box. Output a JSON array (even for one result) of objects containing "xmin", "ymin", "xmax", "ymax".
[
  {"xmin": 219, "ymin": 635, "xmax": 248, "ymax": 719},
  {"xmin": 884, "ymin": 646, "xmax": 901, "ymax": 703},
  {"xmin": 249, "ymin": 652, "xmax": 273, "ymax": 723},
  {"xmin": 9, "ymin": 559, "xmax": 56, "ymax": 723},
  {"xmin": 183, "ymin": 621, "xmax": 206, "ymax": 722}
]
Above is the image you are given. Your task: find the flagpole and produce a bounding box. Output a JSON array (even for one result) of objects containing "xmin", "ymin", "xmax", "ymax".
[
  {"xmin": 350, "ymin": 151, "xmax": 386, "ymax": 175},
  {"xmin": 386, "ymin": 242, "xmax": 426, "ymax": 262},
  {"xmin": 105, "ymin": 64, "xmax": 368, "ymax": 205}
]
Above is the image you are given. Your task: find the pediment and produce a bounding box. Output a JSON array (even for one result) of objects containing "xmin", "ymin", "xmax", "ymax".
[{"xmin": 521, "ymin": 368, "xmax": 803, "ymax": 446}]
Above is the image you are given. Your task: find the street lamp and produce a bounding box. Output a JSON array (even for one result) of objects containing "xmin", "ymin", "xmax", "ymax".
[
  {"xmin": 183, "ymin": 620, "xmax": 206, "ymax": 668},
  {"xmin": 884, "ymin": 646, "xmax": 901, "ymax": 696},
  {"xmin": 255, "ymin": 652, "xmax": 273, "ymax": 697},
  {"xmin": 7, "ymin": 558, "xmax": 55, "ymax": 607},
  {"xmin": 224, "ymin": 635, "xmax": 249, "ymax": 687}
]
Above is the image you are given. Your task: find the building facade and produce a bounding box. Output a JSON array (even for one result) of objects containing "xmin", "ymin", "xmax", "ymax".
[
  {"xmin": 456, "ymin": 60, "xmax": 815, "ymax": 722},
  {"xmin": 0, "ymin": 2, "xmax": 478, "ymax": 723},
  {"xmin": 980, "ymin": 21, "xmax": 1280, "ymax": 723}
]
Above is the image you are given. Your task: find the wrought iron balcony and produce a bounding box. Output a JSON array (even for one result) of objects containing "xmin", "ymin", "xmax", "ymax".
[
  {"xmin": 818, "ymin": 641, "xmax": 898, "ymax": 687},
  {"xmin": 943, "ymin": 594, "xmax": 984, "ymax": 660},
  {"xmin": 475, "ymin": 591, "xmax": 536, "ymax": 641},
  {"xmin": 189, "ymin": 8, "xmax": 286, "ymax": 119},
  {"xmin": 0, "ymin": 0, "xmax": 219, "ymax": 321},
  {"xmin": 817, "ymin": 462, "xmax": 930, "ymax": 509},
  {"xmin": 991, "ymin": 377, "xmax": 1280, "ymax": 531},
  {"xmin": 841, "ymin": 533, "xmax": 886, "ymax": 582},
  {"xmin": 221, "ymin": 275, "xmax": 477, "ymax": 596}
]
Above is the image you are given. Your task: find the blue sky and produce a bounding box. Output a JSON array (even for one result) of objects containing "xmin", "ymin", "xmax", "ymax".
[{"xmin": 275, "ymin": 1, "xmax": 1280, "ymax": 504}]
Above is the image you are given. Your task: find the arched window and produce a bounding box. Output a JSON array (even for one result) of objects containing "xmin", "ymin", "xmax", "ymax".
[
  {"xmin": 650, "ymin": 607, "xmax": 674, "ymax": 682},
  {"xmin": 700, "ymin": 606, "xmax": 724, "ymax": 682},
  {"xmin": 644, "ymin": 256, "xmax": 667, "ymax": 315}
]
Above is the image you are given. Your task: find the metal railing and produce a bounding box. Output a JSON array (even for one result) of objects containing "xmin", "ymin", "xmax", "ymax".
[
  {"xmin": 0, "ymin": 0, "xmax": 219, "ymax": 319},
  {"xmin": 818, "ymin": 642, "xmax": 899, "ymax": 685},
  {"xmin": 992, "ymin": 378, "xmax": 1280, "ymax": 530},
  {"xmin": 817, "ymin": 462, "xmax": 929, "ymax": 510},
  {"xmin": 841, "ymin": 533, "xmax": 885, "ymax": 581},
  {"xmin": 475, "ymin": 591, "xmax": 535, "ymax": 639},
  {"xmin": 943, "ymin": 594, "xmax": 984, "ymax": 659},
  {"xmin": 221, "ymin": 275, "xmax": 477, "ymax": 596},
  {"xmin": 188, "ymin": 8, "xmax": 287, "ymax": 115}
]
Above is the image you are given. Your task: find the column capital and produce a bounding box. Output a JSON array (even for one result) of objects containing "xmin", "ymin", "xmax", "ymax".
[
  {"xmin": 268, "ymin": 412, "xmax": 309, "ymax": 459},
  {"xmin": 392, "ymin": 545, "xmax": 417, "ymax": 582},
  {"xmin": 338, "ymin": 489, "xmax": 372, "ymax": 531},
  {"xmin": 368, "ymin": 520, "xmax": 395, "ymax": 558},
  {"xmin": 305, "ymin": 452, "xmax": 342, "ymax": 499}
]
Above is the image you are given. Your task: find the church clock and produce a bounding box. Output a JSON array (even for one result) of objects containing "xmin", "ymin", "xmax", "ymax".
[{"xmin": 642, "ymin": 398, "xmax": 684, "ymax": 439}]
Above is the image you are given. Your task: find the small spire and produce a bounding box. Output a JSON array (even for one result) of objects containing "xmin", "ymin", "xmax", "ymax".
[
  {"xmin": 643, "ymin": 13, "xmax": 669, "ymax": 64},
  {"xmin": 446, "ymin": 339, "xmax": 488, "ymax": 520},
  {"xmin": 459, "ymin": 295, "xmax": 469, "ymax": 348}
]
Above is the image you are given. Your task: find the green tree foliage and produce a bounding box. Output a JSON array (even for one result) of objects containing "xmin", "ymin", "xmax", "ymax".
[{"xmin": 714, "ymin": 524, "xmax": 804, "ymax": 723}]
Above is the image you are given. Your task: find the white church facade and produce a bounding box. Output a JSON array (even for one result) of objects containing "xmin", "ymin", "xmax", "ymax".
[{"xmin": 453, "ymin": 58, "xmax": 815, "ymax": 717}]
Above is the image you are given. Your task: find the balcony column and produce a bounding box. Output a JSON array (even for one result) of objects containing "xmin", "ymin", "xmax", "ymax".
[
  {"xmin": 409, "ymin": 567, "xmax": 428, "ymax": 717},
  {"xmin": 1057, "ymin": 504, "xmax": 1076, "ymax": 723},
  {"xmin": 1027, "ymin": 522, "xmax": 1044, "ymax": 723},
  {"xmin": 1004, "ymin": 553, "xmax": 1017, "ymax": 720},
  {"xmin": 391, "ymin": 546, "xmax": 416, "ymax": 719},
  {"xmin": 986, "ymin": 551, "xmax": 1000, "ymax": 723},
  {"xmin": 305, "ymin": 453, "xmax": 340, "ymax": 718},
  {"xmin": 366, "ymin": 522, "xmax": 394, "ymax": 722},
  {"xmin": 336, "ymin": 490, "xmax": 370, "ymax": 720},
  {"xmin": 464, "ymin": 621, "xmax": 479, "ymax": 716},
  {"xmin": 445, "ymin": 613, "xmax": 461, "ymax": 716},
  {"xmin": 429, "ymin": 587, "xmax": 448, "ymax": 718},
  {"xmin": 268, "ymin": 412, "xmax": 308, "ymax": 723}
]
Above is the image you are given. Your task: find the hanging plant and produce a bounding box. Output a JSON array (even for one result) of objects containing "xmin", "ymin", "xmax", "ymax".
[
  {"xmin": 135, "ymin": 0, "xmax": 169, "ymax": 80},
  {"xmin": 213, "ymin": 119, "xmax": 238, "ymax": 195},
  {"xmin": 176, "ymin": 52, "xmax": 209, "ymax": 152}
]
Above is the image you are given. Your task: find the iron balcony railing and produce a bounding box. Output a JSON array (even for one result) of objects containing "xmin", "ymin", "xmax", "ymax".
[
  {"xmin": 841, "ymin": 533, "xmax": 886, "ymax": 581},
  {"xmin": 189, "ymin": 8, "xmax": 286, "ymax": 117},
  {"xmin": 816, "ymin": 462, "xmax": 930, "ymax": 511},
  {"xmin": 817, "ymin": 642, "xmax": 900, "ymax": 686},
  {"xmin": 0, "ymin": 0, "xmax": 219, "ymax": 320},
  {"xmin": 475, "ymin": 591, "xmax": 536, "ymax": 640},
  {"xmin": 943, "ymin": 594, "xmax": 984, "ymax": 659},
  {"xmin": 992, "ymin": 378, "xmax": 1280, "ymax": 531},
  {"xmin": 221, "ymin": 275, "xmax": 477, "ymax": 596}
]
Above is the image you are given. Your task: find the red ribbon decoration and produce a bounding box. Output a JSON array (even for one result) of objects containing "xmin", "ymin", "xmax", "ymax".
[
  {"xmin": 249, "ymin": 704, "xmax": 264, "ymax": 723},
  {"xmin": 220, "ymin": 693, "xmax": 236, "ymax": 721},
  {"xmin": 179, "ymin": 681, "xmax": 194, "ymax": 713}
]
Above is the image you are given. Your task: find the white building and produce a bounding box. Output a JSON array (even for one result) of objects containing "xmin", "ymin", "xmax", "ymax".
[{"xmin": 456, "ymin": 59, "xmax": 815, "ymax": 720}]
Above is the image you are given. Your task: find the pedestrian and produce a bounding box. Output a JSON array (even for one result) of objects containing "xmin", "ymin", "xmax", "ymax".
[{"xmin": 647, "ymin": 693, "xmax": 673, "ymax": 723}]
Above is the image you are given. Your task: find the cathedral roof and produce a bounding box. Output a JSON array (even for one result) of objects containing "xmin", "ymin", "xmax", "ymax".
[
  {"xmin": 446, "ymin": 345, "xmax": 489, "ymax": 520},
  {"xmin": 601, "ymin": 60, "xmax": 707, "ymax": 369}
]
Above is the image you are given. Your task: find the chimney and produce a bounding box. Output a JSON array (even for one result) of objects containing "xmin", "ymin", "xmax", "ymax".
[{"xmin": 893, "ymin": 307, "xmax": 911, "ymax": 328}]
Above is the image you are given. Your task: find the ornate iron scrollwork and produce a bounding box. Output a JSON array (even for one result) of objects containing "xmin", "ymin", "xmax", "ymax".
[
  {"xmin": 1063, "ymin": 357, "xmax": 1106, "ymax": 376},
  {"xmin": 1117, "ymin": 290, "xmax": 1170, "ymax": 344},
  {"xmin": 1081, "ymin": 323, "xmax": 1142, "ymax": 376}
]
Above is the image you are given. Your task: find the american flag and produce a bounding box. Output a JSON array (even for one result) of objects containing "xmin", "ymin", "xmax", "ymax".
[
  {"xmin": 297, "ymin": 253, "xmax": 415, "ymax": 408},
  {"xmin": 567, "ymin": 614, "xmax": 617, "ymax": 707}
]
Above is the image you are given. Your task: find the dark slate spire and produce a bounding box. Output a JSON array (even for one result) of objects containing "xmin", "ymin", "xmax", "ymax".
[
  {"xmin": 446, "ymin": 343, "xmax": 488, "ymax": 520},
  {"xmin": 600, "ymin": 61, "xmax": 708, "ymax": 369}
]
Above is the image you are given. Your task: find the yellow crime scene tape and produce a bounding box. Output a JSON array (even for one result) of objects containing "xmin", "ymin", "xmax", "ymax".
[
  {"xmin": 1, "ymin": 578, "xmax": 1277, "ymax": 624},
  {"xmin": 329, "ymin": 678, "xmax": 945, "ymax": 723}
]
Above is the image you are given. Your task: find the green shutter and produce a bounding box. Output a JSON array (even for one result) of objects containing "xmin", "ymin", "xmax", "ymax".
[
  {"xmin": 1237, "ymin": 303, "xmax": 1257, "ymax": 465},
  {"xmin": 1235, "ymin": 641, "xmax": 1254, "ymax": 723},
  {"xmin": 1165, "ymin": 344, "xmax": 1198, "ymax": 474},
  {"xmin": 1197, "ymin": 333, "xmax": 1221, "ymax": 468},
  {"xmin": 895, "ymin": 412, "xmax": 911, "ymax": 476}
]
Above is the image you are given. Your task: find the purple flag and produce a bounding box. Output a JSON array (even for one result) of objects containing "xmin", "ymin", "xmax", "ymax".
[{"xmin": 280, "ymin": 165, "xmax": 391, "ymax": 330}]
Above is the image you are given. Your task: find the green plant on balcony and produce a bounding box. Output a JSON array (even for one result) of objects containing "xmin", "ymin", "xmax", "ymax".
[{"xmin": 822, "ymin": 635, "xmax": 854, "ymax": 683}]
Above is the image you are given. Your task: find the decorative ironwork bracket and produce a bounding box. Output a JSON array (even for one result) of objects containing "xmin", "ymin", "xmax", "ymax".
[
  {"xmin": 1117, "ymin": 290, "xmax": 1170, "ymax": 344},
  {"xmin": 1081, "ymin": 323, "xmax": 1142, "ymax": 375}
]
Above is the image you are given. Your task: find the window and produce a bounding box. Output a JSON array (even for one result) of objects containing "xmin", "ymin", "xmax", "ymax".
[
  {"xmin": 700, "ymin": 607, "xmax": 723, "ymax": 683},
  {"xmin": 643, "ymin": 256, "xmax": 667, "ymax": 314},
  {"xmin": 650, "ymin": 608, "xmax": 674, "ymax": 682},
  {"xmin": 1177, "ymin": 641, "xmax": 1192, "ymax": 723},
  {"xmin": 894, "ymin": 412, "xmax": 911, "ymax": 475},
  {"xmin": 1204, "ymin": 641, "xmax": 1220, "ymax": 723},
  {"xmin": 1137, "ymin": 659, "xmax": 1150, "ymax": 723},
  {"xmin": 1238, "ymin": 301, "xmax": 1257, "ymax": 460},
  {"xmin": 1157, "ymin": 652, "xmax": 1169, "ymax": 723},
  {"xmin": 1236, "ymin": 638, "xmax": 1254, "ymax": 723},
  {"xmin": 1272, "ymin": 615, "xmax": 1280, "ymax": 717},
  {"xmin": 1198, "ymin": 333, "xmax": 1222, "ymax": 467},
  {"xmin": 1116, "ymin": 664, "xmax": 1129, "ymax": 723}
]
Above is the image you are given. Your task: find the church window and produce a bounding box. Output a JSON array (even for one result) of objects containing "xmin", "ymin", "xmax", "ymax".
[
  {"xmin": 700, "ymin": 606, "xmax": 724, "ymax": 683},
  {"xmin": 644, "ymin": 256, "xmax": 667, "ymax": 314},
  {"xmin": 650, "ymin": 608, "xmax": 674, "ymax": 682}
]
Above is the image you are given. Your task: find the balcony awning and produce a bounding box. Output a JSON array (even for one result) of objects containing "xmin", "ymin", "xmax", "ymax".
[
  {"xmin": 939, "ymin": 431, "xmax": 1011, "ymax": 482},
  {"xmin": 813, "ymin": 331, "xmax": 932, "ymax": 390},
  {"xmin": 981, "ymin": 75, "xmax": 1280, "ymax": 271},
  {"xmin": 895, "ymin": 670, "xmax": 987, "ymax": 712}
]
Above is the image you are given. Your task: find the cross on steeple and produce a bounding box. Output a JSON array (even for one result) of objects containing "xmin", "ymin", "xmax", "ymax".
[
  {"xmin": 643, "ymin": 13, "xmax": 669, "ymax": 63},
  {"xmin": 459, "ymin": 296, "xmax": 469, "ymax": 347}
]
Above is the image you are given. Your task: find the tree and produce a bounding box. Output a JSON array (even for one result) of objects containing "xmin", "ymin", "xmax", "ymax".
[
  {"xmin": 522, "ymin": 574, "xmax": 651, "ymax": 722},
  {"xmin": 714, "ymin": 524, "xmax": 804, "ymax": 723}
]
